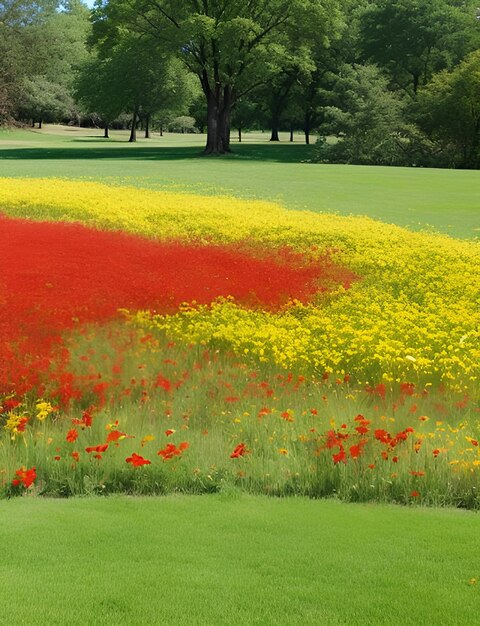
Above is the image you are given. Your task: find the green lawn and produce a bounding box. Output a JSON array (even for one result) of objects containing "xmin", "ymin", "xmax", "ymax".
[
  {"xmin": 0, "ymin": 125, "xmax": 478, "ymax": 238},
  {"xmin": 1, "ymin": 495, "xmax": 479, "ymax": 625}
]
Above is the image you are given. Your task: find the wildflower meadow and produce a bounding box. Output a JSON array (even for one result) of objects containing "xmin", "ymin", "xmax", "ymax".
[{"xmin": 1, "ymin": 177, "xmax": 479, "ymax": 507}]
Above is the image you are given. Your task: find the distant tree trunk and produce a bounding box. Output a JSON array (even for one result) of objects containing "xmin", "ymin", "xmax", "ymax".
[
  {"xmin": 31, "ymin": 119, "xmax": 35, "ymax": 128},
  {"xmin": 289, "ymin": 124, "xmax": 294, "ymax": 142},
  {"xmin": 129, "ymin": 107, "xmax": 138, "ymax": 143},
  {"xmin": 159, "ymin": 126, "xmax": 163, "ymax": 137},
  {"xmin": 104, "ymin": 124, "xmax": 109, "ymax": 139},
  {"xmin": 203, "ymin": 82, "xmax": 233, "ymax": 155},
  {"xmin": 38, "ymin": 119, "xmax": 43, "ymax": 129},
  {"xmin": 270, "ymin": 118, "xmax": 280, "ymax": 141},
  {"xmin": 304, "ymin": 112, "xmax": 311, "ymax": 145},
  {"xmin": 238, "ymin": 127, "xmax": 242, "ymax": 142},
  {"xmin": 145, "ymin": 113, "xmax": 150, "ymax": 139}
]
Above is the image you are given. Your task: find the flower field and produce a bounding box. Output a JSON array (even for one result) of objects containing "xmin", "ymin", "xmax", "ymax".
[{"xmin": 1, "ymin": 177, "xmax": 479, "ymax": 505}]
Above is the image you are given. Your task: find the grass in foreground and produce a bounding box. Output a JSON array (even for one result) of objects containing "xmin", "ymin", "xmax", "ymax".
[
  {"xmin": 0, "ymin": 126, "xmax": 478, "ymax": 238},
  {"xmin": 0, "ymin": 495, "xmax": 479, "ymax": 625}
]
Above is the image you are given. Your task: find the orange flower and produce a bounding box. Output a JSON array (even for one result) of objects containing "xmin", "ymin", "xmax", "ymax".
[
  {"xmin": 165, "ymin": 429, "xmax": 176, "ymax": 437},
  {"xmin": 158, "ymin": 442, "xmax": 190, "ymax": 460},
  {"xmin": 12, "ymin": 466, "xmax": 36, "ymax": 488},
  {"xmin": 66, "ymin": 428, "xmax": 78, "ymax": 443},
  {"xmin": 126, "ymin": 453, "xmax": 151, "ymax": 467},
  {"xmin": 85, "ymin": 444, "xmax": 109, "ymax": 454},
  {"xmin": 106, "ymin": 430, "xmax": 133, "ymax": 443},
  {"xmin": 410, "ymin": 470, "xmax": 425, "ymax": 477},
  {"xmin": 332, "ymin": 448, "xmax": 346, "ymax": 464},
  {"xmin": 71, "ymin": 451, "xmax": 80, "ymax": 462},
  {"xmin": 230, "ymin": 443, "xmax": 249, "ymax": 459}
]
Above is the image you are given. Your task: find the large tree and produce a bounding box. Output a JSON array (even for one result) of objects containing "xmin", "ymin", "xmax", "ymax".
[
  {"xmin": 415, "ymin": 50, "xmax": 480, "ymax": 168},
  {"xmin": 359, "ymin": 0, "xmax": 479, "ymax": 95},
  {"xmin": 92, "ymin": 0, "xmax": 343, "ymax": 154}
]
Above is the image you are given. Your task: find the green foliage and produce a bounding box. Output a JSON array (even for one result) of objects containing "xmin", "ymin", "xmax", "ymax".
[
  {"xmin": 17, "ymin": 76, "xmax": 74, "ymax": 124},
  {"xmin": 314, "ymin": 64, "xmax": 410, "ymax": 165},
  {"xmin": 359, "ymin": 0, "xmax": 479, "ymax": 94},
  {"xmin": 415, "ymin": 50, "xmax": 480, "ymax": 168}
]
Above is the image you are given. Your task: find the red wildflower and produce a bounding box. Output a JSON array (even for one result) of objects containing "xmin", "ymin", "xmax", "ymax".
[
  {"xmin": 154, "ymin": 374, "xmax": 171, "ymax": 392},
  {"xmin": 230, "ymin": 443, "xmax": 249, "ymax": 459},
  {"xmin": 165, "ymin": 429, "xmax": 176, "ymax": 437},
  {"xmin": 410, "ymin": 491, "xmax": 420, "ymax": 498},
  {"xmin": 432, "ymin": 449, "xmax": 441, "ymax": 458},
  {"xmin": 374, "ymin": 429, "xmax": 391, "ymax": 444},
  {"xmin": 54, "ymin": 456, "xmax": 61, "ymax": 461},
  {"xmin": 85, "ymin": 444, "xmax": 109, "ymax": 454},
  {"xmin": 225, "ymin": 396, "xmax": 239, "ymax": 403},
  {"xmin": 126, "ymin": 453, "xmax": 151, "ymax": 467},
  {"xmin": 355, "ymin": 425, "xmax": 369, "ymax": 435},
  {"xmin": 71, "ymin": 451, "xmax": 80, "ymax": 462},
  {"xmin": 310, "ymin": 409, "xmax": 318, "ymax": 415},
  {"xmin": 332, "ymin": 447, "xmax": 346, "ymax": 464},
  {"xmin": 392, "ymin": 456, "xmax": 399, "ymax": 463},
  {"xmin": 410, "ymin": 470, "xmax": 425, "ymax": 477},
  {"xmin": 12, "ymin": 466, "xmax": 36, "ymax": 488},
  {"xmin": 66, "ymin": 428, "xmax": 78, "ymax": 443},
  {"xmin": 158, "ymin": 442, "xmax": 189, "ymax": 460},
  {"xmin": 72, "ymin": 409, "xmax": 93, "ymax": 428},
  {"xmin": 349, "ymin": 444, "xmax": 363, "ymax": 459},
  {"xmin": 16, "ymin": 417, "xmax": 29, "ymax": 433},
  {"xmin": 106, "ymin": 430, "xmax": 132, "ymax": 443},
  {"xmin": 281, "ymin": 411, "xmax": 294, "ymax": 422},
  {"xmin": 400, "ymin": 382, "xmax": 415, "ymax": 396}
]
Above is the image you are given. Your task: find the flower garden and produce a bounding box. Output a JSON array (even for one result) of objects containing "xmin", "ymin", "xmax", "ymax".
[{"xmin": 1, "ymin": 177, "xmax": 479, "ymax": 506}]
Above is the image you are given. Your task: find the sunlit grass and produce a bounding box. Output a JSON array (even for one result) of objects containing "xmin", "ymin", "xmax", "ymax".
[{"xmin": 1, "ymin": 495, "xmax": 479, "ymax": 625}]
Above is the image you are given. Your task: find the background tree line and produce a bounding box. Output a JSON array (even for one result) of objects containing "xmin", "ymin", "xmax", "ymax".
[{"xmin": 1, "ymin": 0, "xmax": 479, "ymax": 167}]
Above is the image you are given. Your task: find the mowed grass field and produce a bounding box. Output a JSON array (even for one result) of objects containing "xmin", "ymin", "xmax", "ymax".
[
  {"xmin": 1, "ymin": 495, "xmax": 479, "ymax": 626},
  {"xmin": 0, "ymin": 125, "xmax": 478, "ymax": 239},
  {"xmin": 1, "ymin": 126, "xmax": 479, "ymax": 625}
]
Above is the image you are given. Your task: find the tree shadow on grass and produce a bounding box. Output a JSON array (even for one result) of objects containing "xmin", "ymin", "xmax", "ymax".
[{"xmin": 0, "ymin": 142, "xmax": 315, "ymax": 164}]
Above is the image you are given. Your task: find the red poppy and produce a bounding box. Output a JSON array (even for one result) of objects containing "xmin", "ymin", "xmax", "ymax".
[
  {"xmin": 158, "ymin": 442, "xmax": 189, "ymax": 460},
  {"xmin": 66, "ymin": 428, "xmax": 78, "ymax": 443},
  {"xmin": 432, "ymin": 449, "xmax": 441, "ymax": 458},
  {"xmin": 410, "ymin": 491, "xmax": 420, "ymax": 498},
  {"xmin": 106, "ymin": 429, "xmax": 132, "ymax": 443},
  {"xmin": 230, "ymin": 443, "xmax": 249, "ymax": 459},
  {"xmin": 409, "ymin": 470, "xmax": 425, "ymax": 477},
  {"xmin": 72, "ymin": 409, "xmax": 93, "ymax": 428},
  {"xmin": 126, "ymin": 453, "xmax": 151, "ymax": 467},
  {"xmin": 54, "ymin": 456, "xmax": 61, "ymax": 461},
  {"xmin": 400, "ymin": 382, "xmax": 415, "ymax": 396},
  {"xmin": 12, "ymin": 466, "xmax": 36, "ymax": 488},
  {"xmin": 375, "ymin": 429, "xmax": 391, "ymax": 444},
  {"xmin": 332, "ymin": 448, "xmax": 346, "ymax": 464},
  {"xmin": 349, "ymin": 444, "xmax": 363, "ymax": 459},
  {"xmin": 165, "ymin": 429, "xmax": 175, "ymax": 437},
  {"xmin": 85, "ymin": 444, "xmax": 109, "ymax": 454},
  {"xmin": 154, "ymin": 374, "xmax": 171, "ymax": 392},
  {"xmin": 71, "ymin": 451, "xmax": 80, "ymax": 462}
]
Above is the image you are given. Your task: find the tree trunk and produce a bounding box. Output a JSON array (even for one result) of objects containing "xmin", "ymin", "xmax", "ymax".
[
  {"xmin": 204, "ymin": 86, "xmax": 233, "ymax": 155},
  {"xmin": 159, "ymin": 126, "xmax": 163, "ymax": 137},
  {"xmin": 270, "ymin": 120, "xmax": 280, "ymax": 141},
  {"xmin": 38, "ymin": 119, "xmax": 43, "ymax": 129},
  {"xmin": 145, "ymin": 113, "xmax": 150, "ymax": 139},
  {"xmin": 238, "ymin": 127, "xmax": 242, "ymax": 143},
  {"xmin": 104, "ymin": 124, "xmax": 109, "ymax": 139},
  {"xmin": 129, "ymin": 107, "xmax": 138, "ymax": 143},
  {"xmin": 31, "ymin": 119, "xmax": 35, "ymax": 128},
  {"xmin": 289, "ymin": 124, "xmax": 294, "ymax": 142},
  {"xmin": 304, "ymin": 112, "xmax": 311, "ymax": 145}
]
